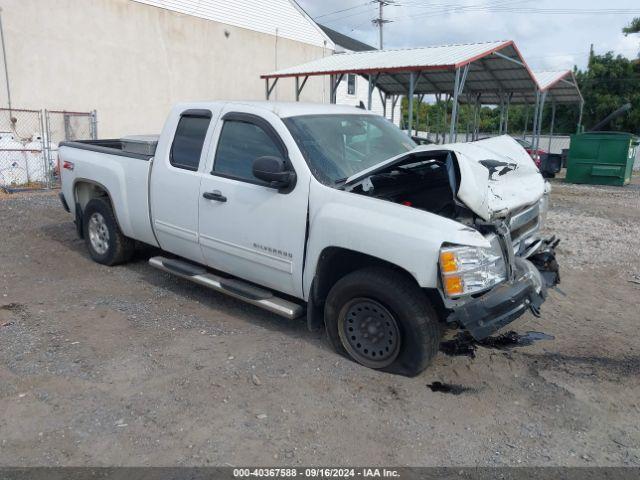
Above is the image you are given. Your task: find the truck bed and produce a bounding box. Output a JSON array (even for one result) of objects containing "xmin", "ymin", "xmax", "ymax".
[
  {"xmin": 60, "ymin": 135, "xmax": 158, "ymax": 160},
  {"xmin": 58, "ymin": 139, "xmax": 158, "ymax": 246}
]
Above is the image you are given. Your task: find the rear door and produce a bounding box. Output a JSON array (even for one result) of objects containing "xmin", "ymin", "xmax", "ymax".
[
  {"xmin": 197, "ymin": 106, "xmax": 310, "ymax": 298},
  {"xmin": 150, "ymin": 108, "xmax": 220, "ymax": 264}
]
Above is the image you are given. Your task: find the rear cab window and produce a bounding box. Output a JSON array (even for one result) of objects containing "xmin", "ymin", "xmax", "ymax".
[{"xmin": 170, "ymin": 110, "xmax": 212, "ymax": 171}]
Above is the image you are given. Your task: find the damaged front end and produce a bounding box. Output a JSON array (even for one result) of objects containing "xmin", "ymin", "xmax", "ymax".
[
  {"xmin": 342, "ymin": 135, "xmax": 562, "ymax": 341},
  {"xmin": 446, "ymin": 231, "xmax": 560, "ymax": 340}
]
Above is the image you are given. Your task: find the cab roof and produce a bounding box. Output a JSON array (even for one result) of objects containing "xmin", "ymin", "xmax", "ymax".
[{"xmin": 173, "ymin": 101, "xmax": 374, "ymax": 119}]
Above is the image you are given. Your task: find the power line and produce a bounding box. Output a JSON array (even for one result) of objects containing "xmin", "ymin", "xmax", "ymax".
[
  {"xmin": 403, "ymin": 6, "xmax": 640, "ymax": 21},
  {"xmin": 314, "ymin": 2, "xmax": 370, "ymax": 20},
  {"xmin": 318, "ymin": 6, "xmax": 379, "ymax": 25}
]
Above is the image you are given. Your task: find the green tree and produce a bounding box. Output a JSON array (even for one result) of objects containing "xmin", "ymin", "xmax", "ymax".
[
  {"xmin": 575, "ymin": 51, "xmax": 640, "ymax": 133},
  {"xmin": 623, "ymin": 17, "xmax": 640, "ymax": 59},
  {"xmin": 622, "ymin": 17, "xmax": 640, "ymax": 35}
]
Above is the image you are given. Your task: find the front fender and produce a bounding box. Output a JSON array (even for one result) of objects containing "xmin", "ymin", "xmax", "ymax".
[{"xmin": 303, "ymin": 182, "xmax": 490, "ymax": 299}]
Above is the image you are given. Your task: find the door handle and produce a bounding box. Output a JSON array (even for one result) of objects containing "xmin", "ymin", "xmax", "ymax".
[{"xmin": 202, "ymin": 190, "xmax": 227, "ymax": 202}]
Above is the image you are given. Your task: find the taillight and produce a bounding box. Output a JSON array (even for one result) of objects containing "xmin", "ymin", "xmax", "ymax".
[{"xmin": 62, "ymin": 161, "xmax": 74, "ymax": 171}]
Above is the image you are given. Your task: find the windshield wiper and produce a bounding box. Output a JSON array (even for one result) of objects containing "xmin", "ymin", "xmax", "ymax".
[{"xmin": 334, "ymin": 177, "xmax": 347, "ymax": 184}]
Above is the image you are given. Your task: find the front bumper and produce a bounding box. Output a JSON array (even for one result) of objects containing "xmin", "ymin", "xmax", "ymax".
[{"xmin": 447, "ymin": 238, "xmax": 560, "ymax": 340}]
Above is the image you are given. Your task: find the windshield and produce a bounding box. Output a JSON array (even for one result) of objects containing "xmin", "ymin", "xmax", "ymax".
[{"xmin": 284, "ymin": 114, "xmax": 416, "ymax": 185}]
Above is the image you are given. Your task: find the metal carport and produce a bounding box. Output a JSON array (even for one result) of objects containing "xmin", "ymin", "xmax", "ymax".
[
  {"xmin": 261, "ymin": 40, "xmax": 539, "ymax": 141},
  {"xmin": 533, "ymin": 70, "xmax": 583, "ymax": 151},
  {"xmin": 471, "ymin": 70, "xmax": 583, "ymax": 150}
]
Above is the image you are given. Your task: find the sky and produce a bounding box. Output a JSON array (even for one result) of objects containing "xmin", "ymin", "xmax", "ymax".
[{"xmin": 297, "ymin": 0, "xmax": 640, "ymax": 71}]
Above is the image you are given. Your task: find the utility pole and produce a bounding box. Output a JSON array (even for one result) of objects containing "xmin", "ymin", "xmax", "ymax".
[
  {"xmin": 0, "ymin": 7, "xmax": 12, "ymax": 111},
  {"xmin": 371, "ymin": 0, "xmax": 394, "ymax": 50}
]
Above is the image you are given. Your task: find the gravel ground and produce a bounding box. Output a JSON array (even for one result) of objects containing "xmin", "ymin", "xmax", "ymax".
[{"xmin": 0, "ymin": 180, "xmax": 639, "ymax": 467}]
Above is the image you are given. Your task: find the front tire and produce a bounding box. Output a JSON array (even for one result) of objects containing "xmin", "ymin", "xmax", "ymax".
[
  {"xmin": 82, "ymin": 198, "xmax": 134, "ymax": 266},
  {"xmin": 324, "ymin": 267, "xmax": 443, "ymax": 376}
]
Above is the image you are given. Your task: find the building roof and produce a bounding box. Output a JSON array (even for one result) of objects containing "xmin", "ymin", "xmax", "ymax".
[
  {"xmin": 262, "ymin": 40, "xmax": 539, "ymax": 101},
  {"xmin": 318, "ymin": 25, "xmax": 376, "ymax": 52}
]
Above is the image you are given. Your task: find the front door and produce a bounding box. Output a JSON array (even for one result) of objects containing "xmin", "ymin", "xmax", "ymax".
[{"xmin": 198, "ymin": 109, "xmax": 309, "ymax": 298}]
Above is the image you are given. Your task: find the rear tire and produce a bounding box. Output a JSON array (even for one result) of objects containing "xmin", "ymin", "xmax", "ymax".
[
  {"xmin": 324, "ymin": 267, "xmax": 443, "ymax": 376},
  {"xmin": 82, "ymin": 198, "xmax": 134, "ymax": 266}
]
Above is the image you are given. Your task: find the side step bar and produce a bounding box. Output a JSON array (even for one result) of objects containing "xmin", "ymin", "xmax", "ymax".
[{"xmin": 148, "ymin": 256, "xmax": 305, "ymax": 320}]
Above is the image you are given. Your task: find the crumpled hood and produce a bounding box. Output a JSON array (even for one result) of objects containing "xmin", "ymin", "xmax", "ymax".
[{"xmin": 345, "ymin": 135, "xmax": 545, "ymax": 221}]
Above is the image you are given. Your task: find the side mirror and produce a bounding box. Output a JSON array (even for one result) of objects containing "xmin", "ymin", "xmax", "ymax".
[{"xmin": 252, "ymin": 156, "xmax": 296, "ymax": 191}]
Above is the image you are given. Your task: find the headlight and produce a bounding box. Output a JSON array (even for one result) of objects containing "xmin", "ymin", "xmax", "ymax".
[
  {"xmin": 439, "ymin": 243, "xmax": 506, "ymax": 298},
  {"xmin": 538, "ymin": 182, "xmax": 551, "ymax": 229}
]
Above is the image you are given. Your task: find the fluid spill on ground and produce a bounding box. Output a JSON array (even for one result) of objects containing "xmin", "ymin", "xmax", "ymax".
[
  {"xmin": 427, "ymin": 381, "xmax": 474, "ymax": 395},
  {"xmin": 440, "ymin": 331, "xmax": 555, "ymax": 358}
]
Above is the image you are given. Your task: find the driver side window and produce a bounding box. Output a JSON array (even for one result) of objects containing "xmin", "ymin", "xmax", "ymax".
[{"xmin": 213, "ymin": 120, "xmax": 283, "ymax": 182}]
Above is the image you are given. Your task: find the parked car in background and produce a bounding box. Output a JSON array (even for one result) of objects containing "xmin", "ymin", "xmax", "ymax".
[
  {"xmin": 57, "ymin": 102, "xmax": 561, "ymax": 376},
  {"xmin": 411, "ymin": 135, "xmax": 436, "ymax": 146},
  {"xmin": 514, "ymin": 137, "xmax": 546, "ymax": 168}
]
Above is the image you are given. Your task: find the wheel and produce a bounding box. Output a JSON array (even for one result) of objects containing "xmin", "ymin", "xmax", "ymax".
[
  {"xmin": 82, "ymin": 198, "xmax": 134, "ymax": 266},
  {"xmin": 324, "ymin": 267, "xmax": 443, "ymax": 376}
]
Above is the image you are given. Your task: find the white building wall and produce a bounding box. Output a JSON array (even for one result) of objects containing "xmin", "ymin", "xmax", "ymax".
[
  {"xmin": 133, "ymin": 0, "xmax": 332, "ymax": 48},
  {"xmin": 0, "ymin": 0, "xmax": 333, "ymax": 137},
  {"xmin": 335, "ymin": 74, "xmax": 402, "ymax": 126}
]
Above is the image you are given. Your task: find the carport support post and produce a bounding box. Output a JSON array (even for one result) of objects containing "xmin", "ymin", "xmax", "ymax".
[
  {"xmin": 434, "ymin": 94, "xmax": 441, "ymax": 143},
  {"xmin": 473, "ymin": 93, "xmax": 481, "ymax": 140},
  {"xmin": 265, "ymin": 78, "xmax": 278, "ymax": 100},
  {"xmin": 449, "ymin": 65, "xmax": 468, "ymax": 142},
  {"xmin": 442, "ymin": 95, "xmax": 449, "ymax": 144},
  {"xmin": 522, "ymin": 103, "xmax": 529, "ymax": 140},
  {"xmin": 548, "ymin": 100, "xmax": 556, "ymax": 152},
  {"xmin": 329, "ymin": 75, "xmax": 335, "ymax": 104},
  {"xmin": 498, "ymin": 93, "xmax": 505, "ymax": 134},
  {"xmin": 295, "ymin": 75, "xmax": 308, "ymax": 102},
  {"xmin": 391, "ymin": 95, "xmax": 399, "ymax": 123},
  {"xmin": 531, "ymin": 90, "xmax": 540, "ymax": 147},
  {"xmin": 367, "ymin": 73, "xmax": 380, "ymax": 110},
  {"xmin": 415, "ymin": 94, "xmax": 424, "ymax": 135},
  {"xmin": 382, "ymin": 92, "xmax": 387, "ymax": 118},
  {"xmin": 407, "ymin": 72, "xmax": 415, "ymax": 134},
  {"xmin": 534, "ymin": 91, "xmax": 548, "ymax": 151},
  {"xmin": 329, "ymin": 74, "xmax": 344, "ymax": 104},
  {"xmin": 449, "ymin": 68, "xmax": 461, "ymax": 141},
  {"xmin": 504, "ymin": 92, "xmax": 512, "ymax": 134}
]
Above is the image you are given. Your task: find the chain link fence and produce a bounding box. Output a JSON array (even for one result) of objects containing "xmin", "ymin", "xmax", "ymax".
[
  {"xmin": 0, "ymin": 108, "xmax": 46, "ymax": 190},
  {"xmin": 0, "ymin": 108, "xmax": 96, "ymax": 191},
  {"xmin": 45, "ymin": 110, "xmax": 97, "ymax": 188}
]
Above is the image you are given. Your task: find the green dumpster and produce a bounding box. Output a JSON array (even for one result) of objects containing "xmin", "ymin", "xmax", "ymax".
[{"xmin": 565, "ymin": 132, "xmax": 639, "ymax": 186}]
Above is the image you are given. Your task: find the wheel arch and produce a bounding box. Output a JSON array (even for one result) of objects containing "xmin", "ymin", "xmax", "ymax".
[
  {"xmin": 73, "ymin": 179, "xmax": 125, "ymax": 237},
  {"xmin": 307, "ymin": 246, "xmax": 433, "ymax": 331}
]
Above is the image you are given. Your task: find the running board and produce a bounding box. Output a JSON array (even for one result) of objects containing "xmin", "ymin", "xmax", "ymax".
[{"xmin": 148, "ymin": 256, "xmax": 305, "ymax": 320}]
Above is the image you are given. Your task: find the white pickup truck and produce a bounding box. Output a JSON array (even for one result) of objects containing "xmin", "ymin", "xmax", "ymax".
[{"xmin": 58, "ymin": 101, "xmax": 560, "ymax": 376}]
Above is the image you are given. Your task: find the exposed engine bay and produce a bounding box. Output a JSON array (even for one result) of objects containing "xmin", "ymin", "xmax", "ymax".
[
  {"xmin": 347, "ymin": 150, "xmax": 466, "ymax": 220},
  {"xmin": 342, "ymin": 140, "xmax": 562, "ymax": 326}
]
